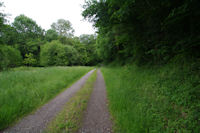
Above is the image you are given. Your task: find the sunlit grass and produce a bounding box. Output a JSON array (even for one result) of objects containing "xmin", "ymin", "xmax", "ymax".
[{"xmin": 0, "ymin": 66, "xmax": 93, "ymax": 130}]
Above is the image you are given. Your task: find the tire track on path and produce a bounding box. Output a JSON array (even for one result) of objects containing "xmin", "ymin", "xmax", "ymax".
[{"xmin": 79, "ymin": 70, "xmax": 112, "ymax": 133}]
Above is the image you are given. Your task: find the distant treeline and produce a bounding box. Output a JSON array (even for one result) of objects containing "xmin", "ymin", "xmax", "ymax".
[
  {"xmin": 82, "ymin": 0, "xmax": 200, "ymax": 65},
  {"xmin": 0, "ymin": 4, "xmax": 99, "ymax": 70}
]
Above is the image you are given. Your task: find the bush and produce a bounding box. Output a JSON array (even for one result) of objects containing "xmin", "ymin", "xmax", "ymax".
[
  {"xmin": 40, "ymin": 40, "xmax": 78, "ymax": 66},
  {"xmin": 63, "ymin": 45, "xmax": 78, "ymax": 65},
  {"xmin": 0, "ymin": 45, "xmax": 22, "ymax": 70},
  {"xmin": 23, "ymin": 53, "xmax": 37, "ymax": 66}
]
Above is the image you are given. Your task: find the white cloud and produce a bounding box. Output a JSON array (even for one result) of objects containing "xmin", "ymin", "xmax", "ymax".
[{"xmin": 3, "ymin": 0, "xmax": 96, "ymax": 36}]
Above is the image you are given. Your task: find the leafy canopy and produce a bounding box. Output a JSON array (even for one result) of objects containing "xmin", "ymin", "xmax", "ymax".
[
  {"xmin": 12, "ymin": 14, "xmax": 44, "ymax": 39},
  {"xmin": 51, "ymin": 19, "xmax": 75, "ymax": 38}
]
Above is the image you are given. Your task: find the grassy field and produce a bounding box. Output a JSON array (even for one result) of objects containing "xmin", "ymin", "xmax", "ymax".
[
  {"xmin": 0, "ymin": 66, "xmax": 93, "ymax": 130},
  {"xmin": 101, "ymin": 63, "xmax": 200, "ymax": 132},
  {"xmin": 46, "ymin": 70, "xmax": 97, "ymax": 133}
]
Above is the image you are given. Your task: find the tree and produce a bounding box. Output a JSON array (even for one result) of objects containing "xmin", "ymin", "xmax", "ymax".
[
  {"xmin": 12, "ymin": 15, "xmax": 44, "ymax": 57},
  {"xmin": 58, "ymin": 36, "xmax": 74, "ymax": 45},
  {"xmin": 79, "ymin": 34, "xmax": 99, "ymax": 65},
  {"xmin": 0, "ymin": 2, "xmax": 6, "ymax": 30},
  {"xmin": 63, "ymin": 45, "xmax": 78, "ymax": 65},
  {"xmin": 0, "ymin": 2, "xmax": 11, "ymax": 45},
  {"xmin": 0, "ymin": 24, "xmax": 18, "ymax": 45},
  {"xmin": 0, "ymin": 45, "xmax": 22, "ymax": 70},
  {"xmin": 79, "ymin": 34, "xmax": 96, "ymax": 44},
  {"xmin": 82, "ymin": 0, "xmax": 200, "ymax": 65},
  {"xmin": 23, "ymin": 53, "xmax": 37, "ymax": 66},
  {"xmin": 40, "ymin": 40, "xmax": 78, "ymax": 66},
  {"xmin": 45, "ymin": 29, "xmax": 58, "ymax": 42},
  {"xmin": 13, "ymin": 15, "xmax": 44, "ymax": 40},
  {"xmin": 40, "ymin": 41, "xmax": 67, "ymax": 66},
  {"xmin": 51, "ymin": 19, "xmax": 75, "ymax": 38},
  {"xmin": 74, "ymin": 43, "xmax": 88, "ymax": 65}
]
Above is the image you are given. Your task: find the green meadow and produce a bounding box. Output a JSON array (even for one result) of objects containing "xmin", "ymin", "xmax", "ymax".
[{"xmin": 0, "ymin": 66, "xmax": 92, "ymax": 130}]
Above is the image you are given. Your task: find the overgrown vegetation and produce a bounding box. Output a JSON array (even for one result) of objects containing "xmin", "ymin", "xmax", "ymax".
[
  {"xmin": 46, "ymin": 70, "xmax": 97, "ymax": 133},
  {"xmin": 0, "ymin": 66, "xmax": 92, "ymax": 130},
  {"xmin": 82, "ymin": 0, "xmax": 200, "ymax": 65},
  {"xmin": 102, "ymin": 63, "xmax": 200, "ymax": 132}
]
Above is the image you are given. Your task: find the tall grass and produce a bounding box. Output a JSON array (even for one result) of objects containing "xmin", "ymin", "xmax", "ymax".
[
  {"xmin": 101, "ymin": 63, "xmax": 200, "ymax": 132},
  {"xmin": 0, "ymin": 66, "xmax": 92, "ymax": 130}
]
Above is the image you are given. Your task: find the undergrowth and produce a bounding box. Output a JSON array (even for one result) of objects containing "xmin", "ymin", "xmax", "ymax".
[{"xmin": 101, "ymin": 62, "xmax": 200, "ymax": 132}]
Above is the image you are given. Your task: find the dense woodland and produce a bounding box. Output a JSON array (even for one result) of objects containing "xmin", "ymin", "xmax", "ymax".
[
  {"xmin": 1, "ymin": 0, "xmax": 200, "ymax": 132},
  {"xmin": 82, "ymin": 0, "xmax": 200, "ymax": 65}
]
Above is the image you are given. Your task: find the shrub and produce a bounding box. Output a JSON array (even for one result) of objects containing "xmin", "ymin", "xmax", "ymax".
[
  {"xmin": 40, "ymin": 41, "xmax": 68, "ymax": 66},
  {"xmin": 63, "ymin": 45, "xmax": 78, "ymax": 65},
  {"xmin": 23, "ymin": 53, "xmax": 37, "ymax": 66},
  {"xmin": 40, "ymin": 40, "xmax": 78, "ymax": 66},
  {"xmin": 0, "ymin": 45, "xmax": 22, "ymax": 70}
]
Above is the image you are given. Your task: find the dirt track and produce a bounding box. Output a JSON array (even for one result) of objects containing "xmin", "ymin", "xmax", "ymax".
[
  {"xmin": 3, "ymin": 70, "xmax": 95, "ymax": 133},
  {"xmin": 78, "ymin": 70, "xmax": 112, "ymax": 133}
]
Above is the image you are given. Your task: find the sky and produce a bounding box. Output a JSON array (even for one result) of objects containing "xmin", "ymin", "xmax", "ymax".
[{"xmin": 2, "ymin": 0, "xmax": 95, "ymax": 36}]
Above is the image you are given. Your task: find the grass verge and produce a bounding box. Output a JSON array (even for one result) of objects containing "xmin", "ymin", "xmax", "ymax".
[
  {"xmin": 46, "ymin": 70, "xmax": 97, "ymax": 133},
  {"xmin": 0, "ymin": 66, "xmax": 93, "ymax": 130},
  {"xmin": 101, "ymin": 63, "xmax": 200, "ymax": 133}
]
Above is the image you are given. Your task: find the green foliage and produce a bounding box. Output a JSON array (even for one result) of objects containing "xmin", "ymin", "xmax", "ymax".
[
  {"xmin": 79, "ymin": 34, "xmax": 96, "ymax": 44},
  {"xmin": 40, "ymin": 34, "xmax": 99, "ymax": 67},
  {"xmin": 63, "ymin": 45, "xmax": 79, "ymax": 65},
  {"xmin": 0, "ymin": 2, "xmax": 6, "ymax": 29},
  {"xmin": 1, "ymin": 1, "xmax": 99, "ymax": 68},
  {"xmin": 0, "ymin": 45, "xmax": 22, "ymax": 70},
  {"xmin": 83, "ymin": 0, "xmax": 200, "ymax": 65},
  {"xmin": 0, "ymin": 24, "xmax": 18, "ymax": 45},
  {"xmin": 0, "ymin": 3, "xmax": 17, "ymax": 46},
  {"xmin": 14, "ymin": 39, "xmax": 45, "ymax": 66},
  {"xmin": 12, "ymin": 14, "xmax": 44, "ymax": 40},
  {"xmin": 0, "ymin": 66, "xmax": 93, "ymax": 130},
  {"xmin": 23, "ymin": 53, "xmax": 37, "ymax": 66},
  {"xmin": 45, "ymin": 29, "xmax": 58, "ymax": 42},
  {"xmin": 51, "ymin": 19, "xmax": 75, "ymax": 38},
  {"xmin": 12, "ymin": 15, "xmax": 45, "ymax": 57},
  {"xmin": 40, "ymin": 41, "xmax": 68, "ymax": 66},
  {"xmin": 74, "ymin": 42, "xmax": 88, "ymax": 65},
  {"xmin": 40, "ymin": 40, "xmax": 79, "ymax": 66},
  {"xmin": 101, "ymin": 63, "xmax": 200, "ymax": 132},
  {"xmin": 96, "ymin": 32, "xmax": 116, "ymax": 63},
  {"xmin": 58, "ymin": 36, "xmax": 74, "ymax": 45},
  {"xmin": 79, "ymin": 34, "xmax": 99, "ymax": 65}
]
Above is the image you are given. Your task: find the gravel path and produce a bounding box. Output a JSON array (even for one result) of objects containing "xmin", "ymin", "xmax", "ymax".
[
  {"xmin": 78, "ymin": 70, "xmax": 112, "ymax": 133},
  {"xmin": 3, "ymin": 70, "xmax": 95, "ymax": 133}
]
